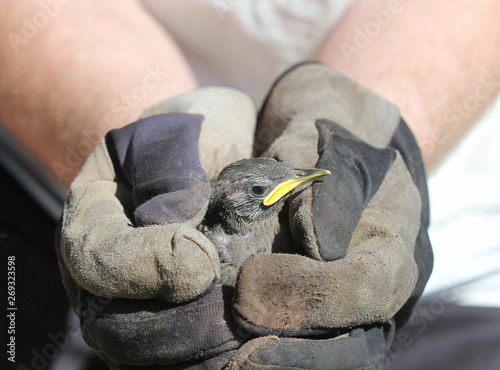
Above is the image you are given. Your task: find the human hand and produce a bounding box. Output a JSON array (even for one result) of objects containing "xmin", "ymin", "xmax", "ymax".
[
  {"xmin": 227, "ymin": 62, "xmax": 433, "ymax": 369},
  {"xmin": 56, "ymin": 87, "xmax": 257, "ymax": 368}
]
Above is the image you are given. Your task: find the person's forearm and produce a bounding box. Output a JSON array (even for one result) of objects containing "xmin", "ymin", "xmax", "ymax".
[
  {"xmin": 319, "ymin": 0, "xmax": 500, "ymax": 170},
  {"xmin": 0, "ymin": 0, "xmax": 197, "ymax": 186}
]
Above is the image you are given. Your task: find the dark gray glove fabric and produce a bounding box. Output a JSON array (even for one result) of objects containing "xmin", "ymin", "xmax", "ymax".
[
  {"xmin": 305, "ymin": 119, "xmax": 396, "ymax": 261},
  {"xmin": 227, "ymin": 320, "xmax": 395, "ymax": 370},
  {"xmin": 106, "ymin": 113, "xmax": 210, "ymax": 226},
  {"xmin": 80, "ymin": 286, "xmax": 243, "ymax": 369}
]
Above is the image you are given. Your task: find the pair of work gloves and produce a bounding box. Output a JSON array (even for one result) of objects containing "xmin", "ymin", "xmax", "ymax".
[{"xmin": 56, "ymin": 62, "xmax": 433, "ymax": 369}]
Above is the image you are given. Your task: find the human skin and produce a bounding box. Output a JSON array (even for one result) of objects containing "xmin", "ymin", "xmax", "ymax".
[
  {"xmin": 1, "ymin": 0, "xmax": 500, "ymax": 185},
  {"xmin": 319, "ymin": 0, "xmax": 500, "ymax": 171},
  {"xmin": 0, "ymin": 0, "xmax": 197, "ymax": 186}
]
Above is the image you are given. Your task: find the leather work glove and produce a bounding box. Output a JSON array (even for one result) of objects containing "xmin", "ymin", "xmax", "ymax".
[
  {"xmin": 227, "ymin": 62, "xmax": 433, "ymax": 369},
  {"xmin": 55, "ymin": 87, "xmax": 257, "ymax": 369}
]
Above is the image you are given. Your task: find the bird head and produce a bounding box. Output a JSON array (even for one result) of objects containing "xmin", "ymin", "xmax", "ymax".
[{"xmin": 203, "ymin": 157, "xmax": 330, "ymax": 234}]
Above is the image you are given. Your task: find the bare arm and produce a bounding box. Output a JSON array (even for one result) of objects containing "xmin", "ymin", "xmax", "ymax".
[
  {"xmin": 0, "ymin": 0, "xmax": 197, "ymax": 186},
  {"xmin": 319, "ymin": 0, "xmax": 500, "ymax": 170}
]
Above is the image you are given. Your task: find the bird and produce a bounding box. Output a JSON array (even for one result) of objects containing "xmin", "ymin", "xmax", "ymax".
[{"xmin": 199, "ymin": 157, "xmax": 330, "ymax": 286}]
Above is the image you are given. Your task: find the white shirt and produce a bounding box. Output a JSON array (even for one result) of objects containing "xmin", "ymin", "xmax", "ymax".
[
  {"xmin": 424, "ymin": 96, "xmax": 500, "ymax": 307},
  {"xmin": 142, "ymin": 0, "xmax": 355, "ymax": 104}
]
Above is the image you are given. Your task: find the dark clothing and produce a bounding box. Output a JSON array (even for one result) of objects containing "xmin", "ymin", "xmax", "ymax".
[
  {"xmin": 385, "ymin": 302, "xmax": 500, "ymax": 370},
  {"xmin": 1, "ymin": 162, "xmax": 67, "ymax": 369},
  {"xmin": 0, "ymin": 159, "xmax": 107, "ymax": 370}
]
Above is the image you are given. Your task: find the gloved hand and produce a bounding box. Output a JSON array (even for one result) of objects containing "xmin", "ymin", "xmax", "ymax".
[
  {"xmin": 55, "ymin": 87, "xmax": 257, "ymax": 368},
  {"xmin": 227, "ymin": 62, "xmax": 433, "ymax": 369}
]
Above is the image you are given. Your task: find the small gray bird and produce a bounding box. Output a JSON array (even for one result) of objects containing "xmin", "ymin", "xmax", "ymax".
[{"xmin": 199, "ymin": 157, "xmax": 330, "ymax": 286}]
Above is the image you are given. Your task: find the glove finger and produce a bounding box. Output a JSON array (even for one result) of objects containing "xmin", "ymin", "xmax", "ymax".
[
  {"xmin": 106, "ymin": 113, "xmax": 210, "ymax": 226},
  {"xmin": 291, "ymin": 119, "xmax": 396, "ymax": 261},
  {"xmin": 226, "ymin": 320, "xmax": 395, "ymax": 370},
  {"xmin": 59, "ymin": 141, "xmax": 219, "ymax": 302}
]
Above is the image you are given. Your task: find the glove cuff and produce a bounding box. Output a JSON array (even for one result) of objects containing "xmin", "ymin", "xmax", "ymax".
[{"xmin": 142, "ymin": 86, "xmax": 257, "ymax": 180}]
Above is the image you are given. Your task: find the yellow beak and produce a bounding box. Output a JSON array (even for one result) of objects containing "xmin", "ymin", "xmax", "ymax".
[{"xmin": 263, "ymin": 168, "xmax": 331, "ymax": 206}]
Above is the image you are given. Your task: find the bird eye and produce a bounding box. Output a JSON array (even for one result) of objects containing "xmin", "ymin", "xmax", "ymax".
[{"xmin": 251, "ymin": 186, "xmax": 268, "ymax": 196}]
